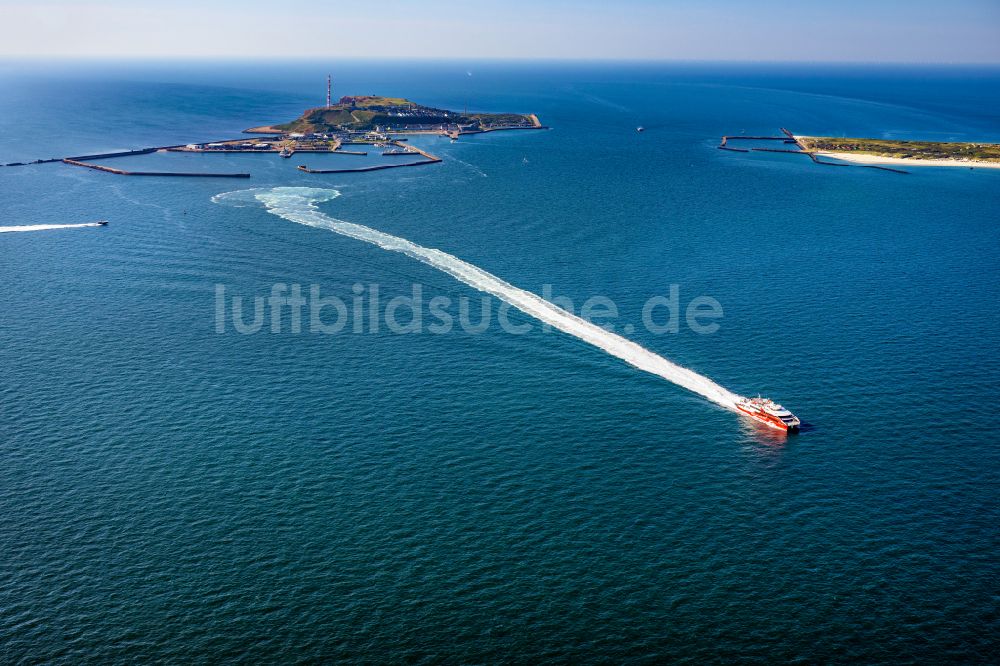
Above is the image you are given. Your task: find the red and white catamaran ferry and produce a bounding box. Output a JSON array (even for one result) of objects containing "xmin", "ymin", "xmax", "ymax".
[{"xmin": 735, "ymin": 396, "xmax": 800, "ymax": 432}]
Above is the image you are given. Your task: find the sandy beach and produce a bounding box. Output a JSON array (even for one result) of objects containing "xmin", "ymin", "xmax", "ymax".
[{"xmin": 813, "ymin": 151, "xmax": 1000, "ymax": 169}]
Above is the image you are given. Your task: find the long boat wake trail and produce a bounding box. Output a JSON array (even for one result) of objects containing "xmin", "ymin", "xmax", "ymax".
[
  {"xmin": 0, "ymin": 222, "xmax": 105, "ymax": 233},
  {"xmin": 213, "ymin": 187, "xmax": 741, "ymax": 411}
]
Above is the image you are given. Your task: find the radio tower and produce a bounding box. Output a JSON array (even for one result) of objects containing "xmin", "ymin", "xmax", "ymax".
[{"xmin": 326, "ymin": 74, "xmax": 332, "ymax": 108}]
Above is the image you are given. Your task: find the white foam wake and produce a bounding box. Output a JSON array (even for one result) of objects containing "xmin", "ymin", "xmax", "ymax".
[
  {"xmin": 212, "ymin": 187, "xmax": 740, "ymax": 410},
  {"xmin": 0, "ymin": 222, "xmax": 105, "ymax": 233}
]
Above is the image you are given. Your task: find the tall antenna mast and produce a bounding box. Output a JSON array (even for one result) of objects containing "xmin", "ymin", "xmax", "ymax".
[{"xmin": 326, "ymin": 74, "xmax": 332, "ymax": 108}]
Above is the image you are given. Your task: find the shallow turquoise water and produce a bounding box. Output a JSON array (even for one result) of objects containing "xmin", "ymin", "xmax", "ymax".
[{"xmin": 1, "ymin": 61, "xmax": 999, "ymax": 662}]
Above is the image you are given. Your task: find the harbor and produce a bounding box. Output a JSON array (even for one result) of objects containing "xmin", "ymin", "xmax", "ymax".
[
  {"xmin": 6, "ymin": 134, "xmax": 445, "ymax": 179},
  {"xmin": 3, "ymin": 116, "xmax": 533, "ymax": 179},
  {"xmin": 0, "ymin": 76, "xmax": 544, "ymax": 179},
  {"xmin": 296, "ymin": 140, "xmax": 441, "ymax": 174}
]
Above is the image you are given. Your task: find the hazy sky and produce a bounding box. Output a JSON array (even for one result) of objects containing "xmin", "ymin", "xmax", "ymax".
[{"xmin": 2, "ymin": 0, "xmax": 998, "ymax": 62}]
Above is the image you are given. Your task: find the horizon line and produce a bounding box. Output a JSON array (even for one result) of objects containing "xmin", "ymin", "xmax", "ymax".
[{"xmin": 2, "ymin": 55, "xmax": 1000, "ymax": 67}]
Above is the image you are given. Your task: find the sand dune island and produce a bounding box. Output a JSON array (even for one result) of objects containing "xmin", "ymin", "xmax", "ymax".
[{"xmin": 796, "ymin": 136, "xmax": 1000, "ymax": 169}]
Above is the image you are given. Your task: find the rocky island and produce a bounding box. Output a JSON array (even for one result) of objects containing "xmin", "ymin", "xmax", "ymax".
[
  {"xmin": 5, "ymin": 91, "xmax": 545, "ymax": 178},
  {"xmin": 246, "ymin": 95, "xmax": 542, "ymax": 135}
]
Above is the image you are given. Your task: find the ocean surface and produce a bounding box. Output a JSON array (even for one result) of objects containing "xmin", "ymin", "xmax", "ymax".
[{"xmin": 1, "ymin": 60, "xmax": 999, "ymax": 663}]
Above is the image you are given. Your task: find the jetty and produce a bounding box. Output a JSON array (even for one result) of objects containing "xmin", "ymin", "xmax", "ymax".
[
  {"xmin": 443, "ymin": 114, "xmax": 546, "ymax": 140},
  {"xmin": 751, "ymin": 147, "xmax": 810, "ymax": 155},
  {"xmin": 719, "ymin": 134, "xmax": 790, "ymax": 150},
  {"xmin": 9, "ymin": 135, "xmax": 440, "ymax": 179},
  {"xmin": 62, "ymin": 158, "xmax": 250, "ymax": 178},
  {"xmin": 804, "ymin": 152, "xmax": 909, "ymax": 174},
  {"xmin": 297, "ymin": 161, "xmax": 437, "ymax": 174},
  {"xmin": 718, "ymin": 134, "xmax": 790, "ymax": 153}
]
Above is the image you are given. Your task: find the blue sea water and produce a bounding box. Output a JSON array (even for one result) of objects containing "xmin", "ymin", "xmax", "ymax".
[{"xmin": 1, "ymin": 60, "xmax": 999, "ymax": 662}]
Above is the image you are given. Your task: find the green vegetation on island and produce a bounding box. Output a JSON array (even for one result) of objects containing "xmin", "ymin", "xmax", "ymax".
[
  {"xmin": 270, "ymin": 96, "xmax": 538, "ymax": 133},
  {"xmin": 797, "ymin": 136, "xmax": 1000, "ymax": 163}
]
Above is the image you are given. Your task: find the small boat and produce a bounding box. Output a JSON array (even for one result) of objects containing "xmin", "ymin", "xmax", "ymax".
[
  {"xmin": 96, "ymin": 220, "xmax": 109, "ymax": 226},
  {"xmin": 636, "ymin": 126, "xmax": 645, "ymax": 133},
  {"xmin": 279, "ymin": 147, "xmax": 293, "ymax": 158},
  {"xmin": 735, "ymin": 396, "xmax": 800, "ymax": 432}
]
